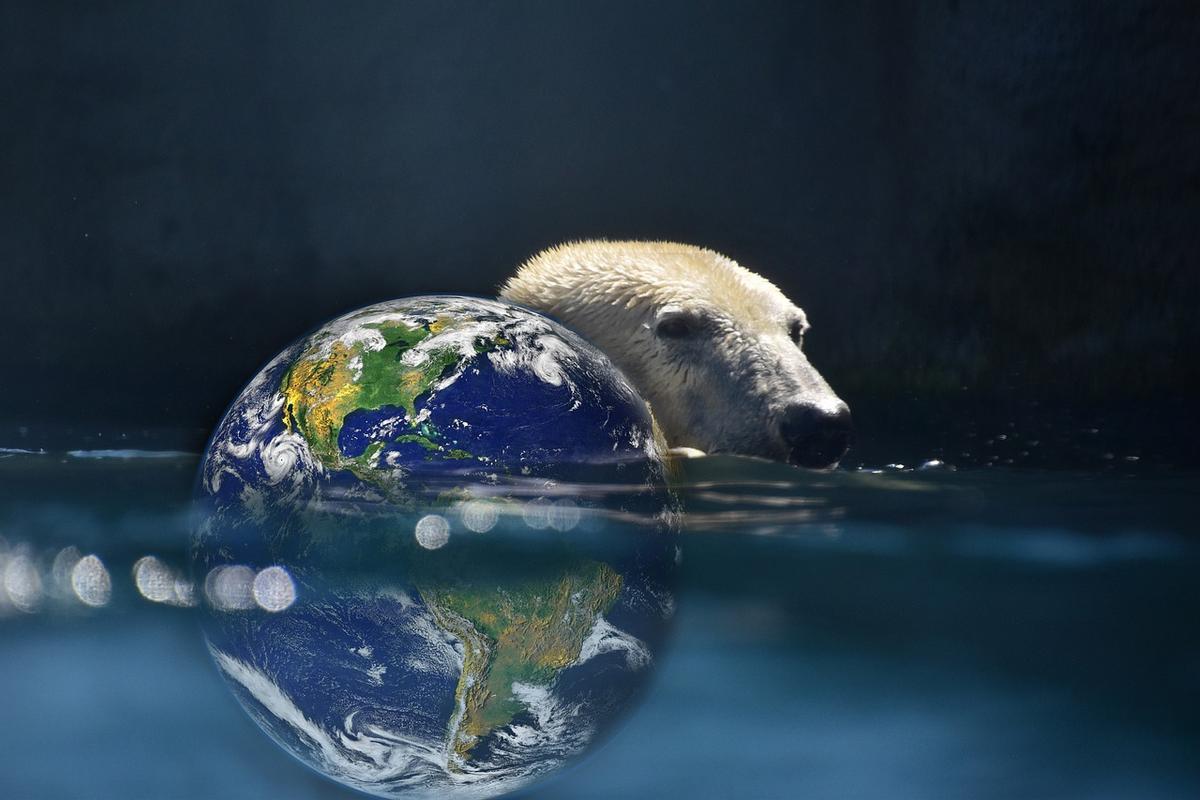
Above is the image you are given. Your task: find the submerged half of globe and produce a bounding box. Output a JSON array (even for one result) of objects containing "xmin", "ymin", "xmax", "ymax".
[{"xmin": 191, "ymin": 296, "xmax": 678, "ymax": 799}]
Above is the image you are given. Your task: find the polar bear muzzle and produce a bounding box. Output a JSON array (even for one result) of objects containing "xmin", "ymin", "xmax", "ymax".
[{"xmin": 779, "ymin": 402, "xmax": 854, "ymax": 468}]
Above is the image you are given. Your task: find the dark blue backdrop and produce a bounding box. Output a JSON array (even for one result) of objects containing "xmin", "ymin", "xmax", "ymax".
[{"xmin": 2, "ymin": 1, "xmax": 1198, "ymax": 465}]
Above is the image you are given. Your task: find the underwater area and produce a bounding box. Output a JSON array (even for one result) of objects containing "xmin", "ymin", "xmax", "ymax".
[{"xmin": 1, "ymin": 441, "xmax": 1196, "ymax": 799}]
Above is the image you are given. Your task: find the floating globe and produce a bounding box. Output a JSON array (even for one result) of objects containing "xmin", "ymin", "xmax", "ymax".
[{"xmin": 191, "ymin": 296, "xmax": 677, "ymax": 799}]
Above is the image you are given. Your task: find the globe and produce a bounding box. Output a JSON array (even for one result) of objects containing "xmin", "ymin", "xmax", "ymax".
[{"xmin": 191, "ymin": 296, "xmax": 678, "ymax": 799}]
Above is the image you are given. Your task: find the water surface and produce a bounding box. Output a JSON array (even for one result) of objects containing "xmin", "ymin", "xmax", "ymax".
[{"xmin": 0, "ymin": 449, "xmax": 1196, "ymax": 799}]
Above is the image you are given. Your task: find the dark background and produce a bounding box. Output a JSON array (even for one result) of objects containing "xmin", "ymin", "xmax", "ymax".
[{"xmin": 3, "ymin": 1, "xmax": 1198, "ymax": 468}]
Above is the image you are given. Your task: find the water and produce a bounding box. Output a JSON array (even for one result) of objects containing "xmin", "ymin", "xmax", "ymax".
[{"xmin": 0, "ymin": 448, "xmax": 1197, "ymax": 799}]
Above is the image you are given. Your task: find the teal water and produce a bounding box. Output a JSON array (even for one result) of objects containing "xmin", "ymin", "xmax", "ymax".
[{"xmin": 0, "ymin": 450, "xmax": 1197, "ymax": 799}]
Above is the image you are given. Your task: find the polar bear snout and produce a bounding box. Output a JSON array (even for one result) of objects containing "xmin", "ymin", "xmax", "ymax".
[{"xmin": 779, "ymin": 402, "xmax": 853, "ymax": 468}]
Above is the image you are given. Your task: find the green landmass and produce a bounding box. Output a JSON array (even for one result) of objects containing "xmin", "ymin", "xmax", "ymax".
[
  {"xmin": 416, "ymin": 561, "xmax": 622, "ymax": 763},
  {"xmin": 279, "ymin": 316, "xmax": 498, "ymax": 483}
]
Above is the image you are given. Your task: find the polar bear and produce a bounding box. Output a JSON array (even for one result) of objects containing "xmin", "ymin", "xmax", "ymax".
[{"xmin": 499, "ymin": 241, "xmax": 852, "ymax": 468}]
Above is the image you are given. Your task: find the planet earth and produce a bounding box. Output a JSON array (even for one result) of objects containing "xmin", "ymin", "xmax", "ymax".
[{"xmin": 191, "ymin": 296, "xmax": 678, "ymax": 799}]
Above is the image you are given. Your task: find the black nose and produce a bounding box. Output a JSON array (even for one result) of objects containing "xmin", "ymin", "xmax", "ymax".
[{"xmin": 780, "ymin": 403, "xmax": 853, "ymax": 468}]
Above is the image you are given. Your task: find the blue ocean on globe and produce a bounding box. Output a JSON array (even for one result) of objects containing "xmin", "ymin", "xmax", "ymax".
[{"xmin": 191, "ymin": 296, "xmax": 678, "ymax": 799}]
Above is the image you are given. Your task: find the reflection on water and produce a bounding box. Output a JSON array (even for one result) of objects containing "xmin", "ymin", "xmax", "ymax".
[
  {"xmin": 0, "ymin": 449, "xmax": 1198, "ymax": 798},
  {"xmin": 189, "ymin": 439, "xmax": 678, "ymax": 800}
]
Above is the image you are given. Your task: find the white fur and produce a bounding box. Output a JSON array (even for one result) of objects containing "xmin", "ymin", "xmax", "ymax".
[{"xmin": 499, "ymin": 241, "xmax": 847, "ymax": 462}]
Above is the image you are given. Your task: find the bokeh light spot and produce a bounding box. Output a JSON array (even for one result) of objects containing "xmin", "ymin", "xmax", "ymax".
[
  {"xmin": 133, "ymin": 555, "xmax": 175, "ymax": 603},
  {"xmin": 549, "ymin": 499, "xmax": 581, "ymax": 531},
  {"xmin": 252, "ymin": 566, "xmax": 296, "ymax": 612},
  {"xmin": 51, "ymin": 546, "xmax": 82, "ymax": 598},
  {"xmin": 459, "ymin": 500, "xmax": 499, "ymax": 533},
  {"xmin": 205, "ymin": 564, "xmax": 256, "ymax": 611},
  {"xmin": 415, "ymin": 514, "xmax": 450, "ymax": 549},
  {"xmin": 70, "ymin": 555, "xmax": 111, "ymax": 608},
  {"xmin": 522, "ymin": 498, "xmax": 552, "ymax": 529},
  {"xmin": 3, "ymin": 552, "xmax": 43, "ymax": 613}
]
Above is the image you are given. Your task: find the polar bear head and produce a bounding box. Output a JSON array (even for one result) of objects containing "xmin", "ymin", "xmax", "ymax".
[{"xmin": 499, "ymin": 241, "xmax": 852, "ymax": 468}]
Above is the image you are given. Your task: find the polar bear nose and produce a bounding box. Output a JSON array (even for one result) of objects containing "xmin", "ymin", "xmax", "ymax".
[{"xmin": 780, "ymin": 403, "xmax": 853, "ymax": 468}]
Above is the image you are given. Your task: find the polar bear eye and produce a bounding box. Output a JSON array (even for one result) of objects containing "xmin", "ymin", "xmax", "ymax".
[{"xmin": 655, "ymin": 312, "xmax": 702, "ymax": 339}]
